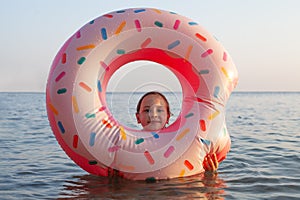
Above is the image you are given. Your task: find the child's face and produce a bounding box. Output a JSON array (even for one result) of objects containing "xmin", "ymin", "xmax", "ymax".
[{"xmin": 136, "ymin": 94, "xmax": 169, "ymax": 131}]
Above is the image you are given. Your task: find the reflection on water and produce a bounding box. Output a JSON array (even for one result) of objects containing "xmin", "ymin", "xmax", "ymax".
[{"xmin": 58, "ymin": 173, "xmax": 226, "ymax": 199}]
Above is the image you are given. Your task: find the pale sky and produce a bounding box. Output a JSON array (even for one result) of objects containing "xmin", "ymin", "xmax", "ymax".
[{"xmin": 0, "ymin": 0, "xmax": 299, "ymax": 92}]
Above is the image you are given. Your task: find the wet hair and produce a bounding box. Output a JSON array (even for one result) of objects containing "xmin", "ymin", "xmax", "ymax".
[{"xmin": 136, "ymin": 91, "xmax": 171, "ymax": 116}]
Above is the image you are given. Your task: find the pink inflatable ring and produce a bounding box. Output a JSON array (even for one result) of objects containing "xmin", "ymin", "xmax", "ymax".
[{"xmin": 46, "ymin": 8, "xmax": 238, "ymax": 180}]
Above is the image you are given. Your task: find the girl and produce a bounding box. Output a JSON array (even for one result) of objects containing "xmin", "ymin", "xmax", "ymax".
[{"xmin": 135, "ymin": 91, "xmax": 219, "ymax": 172}]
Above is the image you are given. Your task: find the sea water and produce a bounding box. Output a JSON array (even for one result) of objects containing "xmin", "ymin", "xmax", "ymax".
[{"xmin": 0, "ymin": 92, "xmax": 299, "ymax": 199}]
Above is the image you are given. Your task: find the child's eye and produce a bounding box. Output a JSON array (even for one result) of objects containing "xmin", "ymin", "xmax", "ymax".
[{"xmin": 143, "ymin": 109, "xmax": 150, "ymax": 113}]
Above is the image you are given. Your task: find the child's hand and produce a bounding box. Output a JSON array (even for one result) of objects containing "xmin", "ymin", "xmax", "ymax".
[{"xmin": 203, "ymin": 153, "xmax": 219, "ymax": 172}]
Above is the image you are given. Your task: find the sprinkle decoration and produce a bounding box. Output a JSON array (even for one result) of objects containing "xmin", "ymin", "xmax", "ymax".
[
  {"xmin": 101, "ymin": 28, "xmax": 108, "ymax": 40},
  {"xmin": 57, "ymin": 121, "xmax": 65, "ymax": 134},
  {"xmin": 201, "ymin": 49, "xmax": 213, "ymax": 58},
  {"xmin": 120, "ymin": 126, "xmax": 127, "ymax": 140},
  {"xmin": 116, "ymin": 10, "xmax": 125, "ymax": 14},
  {"xmin": 135, "ymin": 138, "xmax": 144, "ymax": 145},
  {"xmin": 208, "ymin": 110, "xmax": 220, "ymax": 120},
  {"xmin": 99, "ymin": 106, "xmax": 106, "ymax": 112},
  {"xmin": 199, "ymin": 69, "xmax": 210, "ymax": 74},
  {"xmin": 117, "ymin": 49, "xmax": 126, "ymax": 54},
  {"xmin": 77, "ymin": 57, "xmax": 86, "ymax": 65},
  {"xmin": 55, "ymin": 71, "xmax": 66, "ymax": 82},
  {"xmin": 75, "ymin": 31, "xmax": 81, "ymax": 38},
  {"xmin": 184, "ymin": 160, "xmax": 194, "ymax": 170},
  {"xmin": 85, "ymin": 113, "xmax": 96, "ymax": 119},
  {"xmin": 61, "ymin": 53, "xmax": 67, "ymax": 64},
  {"xmin": 151, "ymin": 132, "xmax": 159, "ymax": 139},
  {"xmin": 144, "ymin": 151, "xmax": 155, "ymax": 165},
  {"xmin": 185, "ymin": 45, "xmax": 193, "ymax": 61},
  {"xmin": 76, "ymin": 44, "xmax": 95, "ymax": 51},
  {"xmin": 89, "ymin": 132, "xmax": 96, "ymax": 146},
  {"xmin": 73, "ymin": 135, "xmax": 79, "ymax": 148},
  {"xmin": 168, "ymin": 40, "xmax": 180, "ymax": 50},
  {"xmin": 164, "ymin": 146, "xmax": 175, "ymax": 158},
  {"xmin": 108, "ymin": 145, "xmax": 120, "ymax": 152},
  {"xmin": 97, "ymin": 80, "xmax": 102, "ymax": 92},
  {"xmin": 49, "ymin": 103, "xmax": 58, "ymax": 115},
  {"xmin": 200, "ymin": 120, "xmax": 206, "ymax": 131},
  {"xmin": 152, "ymin": 8, "xmax": 162, "ymax": 14},
  {"xmin": 79, "ymin": 82, "xmax": 92, "ymax": 92},
  {"xmin": 57, "ymin": 88, "xmax": 67, "ymax": 94},
  {"xmin": 134, "ymin": 9, "xmax": 146, "ymax": 13},
  {"xmin": 173, "ymin": 19, "xmax": 180, "ymax": 30},
  {"xmin": 141, "ymin": 38, "xmax": 152, "ymax": 48},
  {"xmin": 214, "ymin": 86, "xmax": 220, "ymax": 98},
  {"xmin": 134, "ymin": 20, "xmax": 142, "ymax": 32},
  {"xmin": 179, "ymin": 169, "xmax": 185, "ymax": 177},
  {"xmin": 223, "ymin": 52, "xmax": 228, "ymax": 61},
  {"xmin": 185, "ymin": 113, "xmax": 194, "ymax": 118},
  {"xmin": 154, "ymin": 21, "xmax": 163, "ymax": 27},
  {"xmin": 188, "ymin": 22, "xmax": 198, "ymax": 25},
  {"xmin": 221, "ymin": 67, "xmax": 230, "ymax": 80},
  {"xmin": 104, "ymin": 14, "xmax": 113, "ymax": 18},
  {"xmin": 195, "ymin": 33, "xmax": 207, "ymax": 42},
  {"xmin": 72, "ymin": 96, "xmax": 79, "ymax": 113},
  {"xmin": 100, "ymin": 61, "xmax": 109, "ymax": 71},
  {"xmin": 176, "ymin": 128, "xmax": 190, "ymax": 141},
  {"xmin": 115, "ymin": 21, "xmax": 126, "ymax": 35}
]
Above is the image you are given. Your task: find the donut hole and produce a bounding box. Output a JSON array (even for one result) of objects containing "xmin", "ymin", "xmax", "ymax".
[{"xmin": 106, "ymin": 60, "xmax": 183, "ymax": 130}]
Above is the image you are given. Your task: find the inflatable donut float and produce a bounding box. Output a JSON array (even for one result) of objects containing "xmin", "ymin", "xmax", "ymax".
[{"xmin": 46, "ymin": 8, "xmax": 238, "ymax": 180}]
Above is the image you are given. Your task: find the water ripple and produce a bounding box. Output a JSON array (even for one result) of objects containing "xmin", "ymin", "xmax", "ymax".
[{"xmin": 0, "ymin": 92, "xmax": 300, "ymax": 199}]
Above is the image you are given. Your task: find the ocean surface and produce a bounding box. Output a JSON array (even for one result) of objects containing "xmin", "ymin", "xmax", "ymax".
[{"xmin": 0, "ymin": 92, "xmax": 299, "ymax": 199}]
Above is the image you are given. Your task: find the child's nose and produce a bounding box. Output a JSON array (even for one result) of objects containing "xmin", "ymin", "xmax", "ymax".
[{"xmin": 149, "ymin": 109, "xmax": 158, "ymax": 117}]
